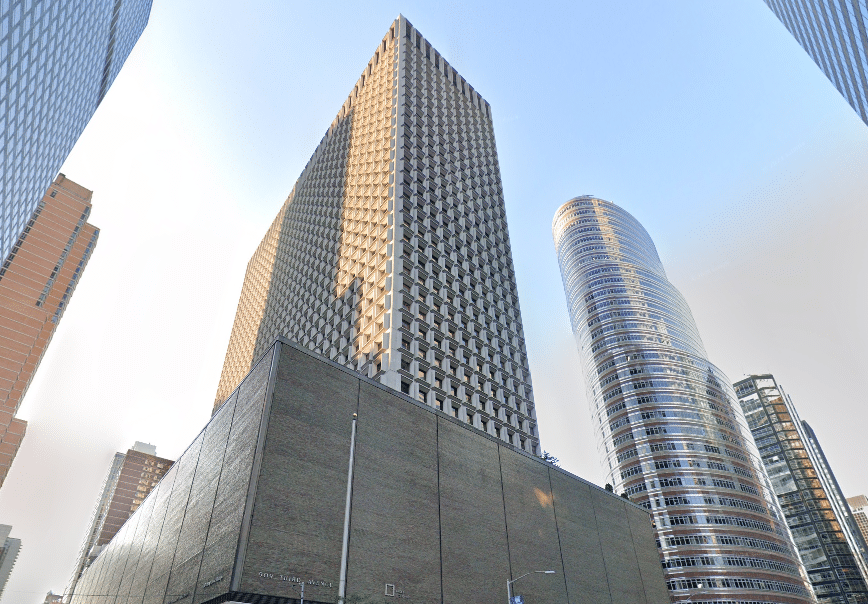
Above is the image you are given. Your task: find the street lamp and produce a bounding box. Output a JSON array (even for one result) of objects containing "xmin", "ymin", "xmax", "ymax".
[
  {"xmin": 506, "ymin": 570, "xmax": 555, "ymax": 604},
  {"xmin": 290, "ymin": 581, "xmax": 305, "ymax": 604}
]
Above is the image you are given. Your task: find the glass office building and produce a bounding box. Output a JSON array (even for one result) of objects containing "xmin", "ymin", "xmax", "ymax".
[
  {"xmin": 736, "ymin": 374, "xmax": 868, "ymax": 603},
  {"xmin": 763, "ymin": 0, "xmax": 868, "ymax": 126},
  {"xmin": 553, "ymin": 196, "xmax": 813, "ymax": 603},
  {"xmin": 0, "ymin": 0, "xmax": 152, "ymax": 261}
]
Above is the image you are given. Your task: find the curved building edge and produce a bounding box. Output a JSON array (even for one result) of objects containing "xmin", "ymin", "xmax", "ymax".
[{"xmin": 553, "ymin": 195, "xmax": 815, "ymax": 604}]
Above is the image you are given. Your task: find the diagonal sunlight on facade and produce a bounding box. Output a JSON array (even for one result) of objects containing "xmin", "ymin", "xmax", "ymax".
[
  {"xmin": 214, "ymin": 17, "xmax": 540, "ymax": 456},
  {"xmin": 334, "ymin": 29, "xmax": 396, "ymax": 358},
  {"xmin": 212, "ymin": 201, "xmax": 286, "ymax": 407}
]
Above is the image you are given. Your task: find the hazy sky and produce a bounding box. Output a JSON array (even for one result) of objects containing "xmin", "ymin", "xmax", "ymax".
[{"xmin": 1, "ymin": 1, "xmax": 866, "ymax": 601}]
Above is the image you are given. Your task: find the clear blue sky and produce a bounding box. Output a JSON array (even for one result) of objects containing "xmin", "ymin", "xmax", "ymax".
[{"xmin": 1, "ymin": 1, "xmax": 866, "ymax": 601}]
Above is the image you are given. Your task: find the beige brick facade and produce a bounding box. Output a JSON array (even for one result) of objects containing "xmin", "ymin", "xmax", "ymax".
[{"xmin": 0, "ymin": 174, "xmax": 98, "ymax": 487}]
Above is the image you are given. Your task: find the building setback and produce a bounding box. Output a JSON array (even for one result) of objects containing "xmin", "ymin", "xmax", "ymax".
[
  {"xmin": 0, "ymin": 174, "xmax": 98, "ymax": 487},
  {"xmin": 215, "ymin": 16, "xmax": 539, "ymax": 455},
  {"xmin": 67, "ymin": 442, "xmax": 172, "ymax": 601},
  {"xmin": 71, "ymin": 339, "xmax": 669, "ymax": 604},
  {"xmin": 0, "ymin": 0, "xmax": 152, "ymax": 261},
  {"xmin": 762, "ymin": 0, "xmax": 868, "ymax": 127},
  {"xmin": 553, "ymin": 196, "xmax": 813, "ymax": 603},
  {"xmin": 848, "ymin": 496, "xmax": 868, "ymax": 547},
  {"xmin": 0, "ymin": 524, "xmax": 20, "ymax": 601},
  {"xmin": 736, "ymin": 374, "xmax": 868, "ymax": 603}
]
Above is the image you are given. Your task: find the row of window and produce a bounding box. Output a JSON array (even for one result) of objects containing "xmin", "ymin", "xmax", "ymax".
[
  {"xmin": 664, "ymin": 513, "xmax": 775, "ymax": 533},
  {"xmin": 610, "ymin": 441, "xmax": 753, "ymax": 469},
  {"xmin": 666, "ymin": 576, "xmax": 810, "ymax": 596},
  {"xmin": 658, "ymin": 494, "xmax": 766, "ymax": 514},
  {"xmin": 661, "ymin": 555, "xmax": 797, "ymax": 576},
  {"xmin": 664, "ymin": 533, "xmax": 790, "ymax": 555}
]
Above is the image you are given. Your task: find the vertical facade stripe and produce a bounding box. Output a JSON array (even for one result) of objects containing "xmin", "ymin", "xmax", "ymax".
[{"xmin": 764, "ymin": 0, "xmax": 868, "ymax": 125}]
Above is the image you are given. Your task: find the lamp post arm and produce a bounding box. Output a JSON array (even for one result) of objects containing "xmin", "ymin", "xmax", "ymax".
[
  {"xmin": 507, "ymin": 570, "xmax": 555, "ymax": 603},
  {"xmin": 510, "ymin": 571, "xmax": 536, "ymax": 585},
  {"xmin": 507, "ymin": 571, "xmax": 533, "ymax": 603}
]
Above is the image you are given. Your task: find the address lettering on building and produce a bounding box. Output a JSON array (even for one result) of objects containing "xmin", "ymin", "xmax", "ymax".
[{"xmin": 257, "ymin": 571, "xmax": 333, "ymax": 588}]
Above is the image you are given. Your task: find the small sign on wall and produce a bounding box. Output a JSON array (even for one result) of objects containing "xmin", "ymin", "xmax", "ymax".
[{"xmin": 385, "ymin": 583, "xmax": 409, "ymax": 598}]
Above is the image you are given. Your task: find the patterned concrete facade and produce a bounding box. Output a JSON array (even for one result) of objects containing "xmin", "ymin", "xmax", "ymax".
[
  {"xmin": 0, "ymin": 174, "xmax": 98, "ymax": 487},
  {"xmin": 215, "ymin": 16, "xmax": 539, "ymax": 455},
  {"xmin": 71, "ymin": 339, "xmax": 669, "ymax": 604}
]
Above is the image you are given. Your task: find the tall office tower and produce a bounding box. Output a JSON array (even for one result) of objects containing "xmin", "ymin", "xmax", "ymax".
[
  {"xmin": 736, "ymin": 375, "xmax": 868, "ymax": 603},
  {"xmin": 762, "ymin": 0, "xmax": 868, "ymax": 126},
  {"xmin": 0, "ymin": 525, "xmax": 20, "ymax": 600},
  {"xmin": 0, "ymin": 0, "xmax": 152, "ymax": 261},
  {"xmin": 0, "ymin": 174, "xmax": 98, "ymax": 487},
  {"xmin": 553, "ymin": 196, "xmax": 813, "ymax": 604},
  {"xmin": 216, "ymin": 16, "xmax": 539, "ymax": 453},
  {"xmin": 67, "ymin": 442, "xmax": 172, "ymax": 600},
  {"xmin": 848, "ymin": 496, "xmax": 868, "ymax": 545}
]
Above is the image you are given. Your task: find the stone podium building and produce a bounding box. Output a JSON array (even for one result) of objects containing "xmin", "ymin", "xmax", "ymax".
[{"xmin": 70, "ymin": 340, "xmax": 668, "ymax": 604}]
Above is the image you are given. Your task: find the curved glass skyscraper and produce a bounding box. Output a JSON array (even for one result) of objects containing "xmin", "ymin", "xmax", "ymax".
[{"xmin": 553, "ymin": 196, "xmax": 813, "ymax": 604}]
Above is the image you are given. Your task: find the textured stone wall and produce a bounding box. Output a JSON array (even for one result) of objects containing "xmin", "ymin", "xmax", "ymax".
[
  {"xmin": 73, "ymin": 340, "xmax": 668, "ymax": 604},
  {"xmin": 237, "ymin": 342, "xmax": 667, "ymax": 604},
  {"xmin": 70, "ymin": 345, "xmax": 276, "ymax": 604}
]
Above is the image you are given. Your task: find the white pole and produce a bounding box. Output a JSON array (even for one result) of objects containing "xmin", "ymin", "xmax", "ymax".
[{"xmin": 337, "ymin": 413, "xmax": 358, "ymax": 604}]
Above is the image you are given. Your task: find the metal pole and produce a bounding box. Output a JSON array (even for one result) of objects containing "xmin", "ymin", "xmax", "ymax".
[
  {"xmin": 337, "ymin": 413, "xmax": 358, "ymax": 604},
  {"xmin": 507, "ymin": 570, "xmax": 554, "ymax": 603},
  {"xmin": 300, "ymin": 580, "xmax": 304, "ymax": 604}
]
